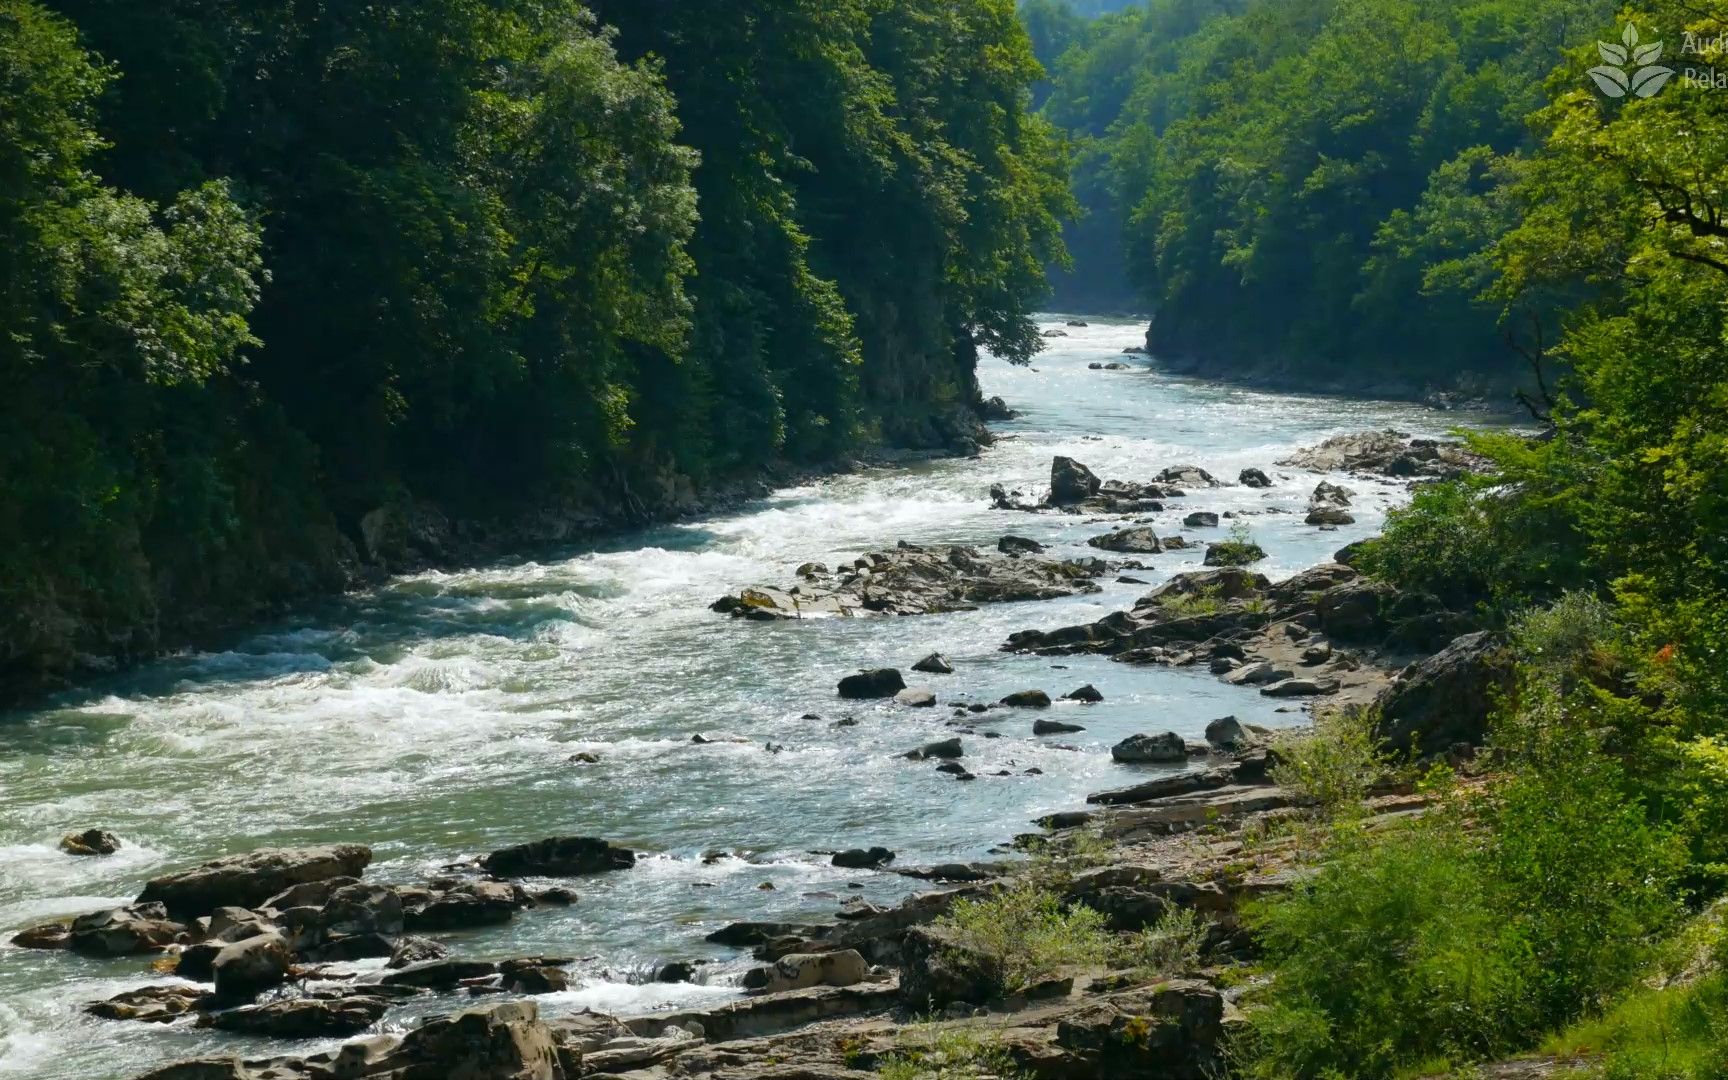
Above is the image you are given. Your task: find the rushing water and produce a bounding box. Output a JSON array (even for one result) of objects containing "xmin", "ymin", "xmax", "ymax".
[{"xmin": 0, "ymin": 319, "xmax": 1499, "ymax": 1078}]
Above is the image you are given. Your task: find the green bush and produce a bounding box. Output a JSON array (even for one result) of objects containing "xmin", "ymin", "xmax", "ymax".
[
  {"xmin": 876, "ymin": 1027, "xmax": 1028, "ymax": 1080},
  {"xmin": 939, "ymin": 882, "xmax": 1114, "ymax": 994},
  {"xmin": 1269, "ymin": 706, "xmax": 1389, "ymax": 818},
  {"xmin": 1121, "ymin": 905, "xmax": 1207, "ymax": 979}
]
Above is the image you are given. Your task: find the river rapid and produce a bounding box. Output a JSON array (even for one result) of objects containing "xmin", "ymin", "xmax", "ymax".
[{"xmin": 0, "ymin": 319, "xmax": 1498, "ymax": 1078}]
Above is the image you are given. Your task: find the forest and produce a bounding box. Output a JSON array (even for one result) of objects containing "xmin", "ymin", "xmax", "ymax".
[
  {"xmin": 0, "ymin": 0, "xmax": 1070, "ymax": 694},
  {"xmin": 1028, "ymin": 0, "xmax": 1728, "ymax": 1075}
]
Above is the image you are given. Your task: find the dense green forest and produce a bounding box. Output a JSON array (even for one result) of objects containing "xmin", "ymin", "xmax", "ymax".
[
  {"xmin": 1030, "ymin": 0, "xmax": 1634, "ymax": 390},
  {"xmin": 1020, "ymin": 0, "xmax": 1728, "ymax": 1074},
  {"xmin": 0, "ymin": 0, "xmax": 1069, "ymax": 694}
]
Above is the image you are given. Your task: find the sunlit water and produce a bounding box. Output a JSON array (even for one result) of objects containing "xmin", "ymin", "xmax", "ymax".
[{"xmin": 0, "ymin": 319, "xmax": 1505, "ymax": 1078}]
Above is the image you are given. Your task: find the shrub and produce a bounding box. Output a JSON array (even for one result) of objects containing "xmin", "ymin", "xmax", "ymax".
[
  {"xmin": 939, "ymin": 881, "xmax": 1113, "ymax": 994},
  {"xmin": 876, "ymin": 1027, "xmax": 1027, "ymax": 1080},
  {"xmin": 1120, "ymin": 905, "xmax": 1207, "ymax": 979},
  {"xmin": 1269, "ymin": 706, "xmax": 1389, "ymax": 818}
]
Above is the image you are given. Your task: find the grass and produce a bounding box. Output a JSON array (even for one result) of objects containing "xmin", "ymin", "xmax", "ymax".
[
  {"xmin": 1122, "ymin": 905, "xmax": 1207, "ymax": 980},
  {"xmin": 1540, "ymin": 973, "xmax": 1728, "ymax": 1079},
  {"xmin": 1161, "ymin": 583, "xmax": 1225, "ymax": 617},
  {"xmin": 1268, "ymin": 706, "xmax": 1390, "ymax": 818},
  {"xmin": 940, "ymin": 881, "xmax": 1114, "ymax": 994},
  {"xmin": 876, "ymin": 1027, "xmax": 1028, "ymax": 1079}
]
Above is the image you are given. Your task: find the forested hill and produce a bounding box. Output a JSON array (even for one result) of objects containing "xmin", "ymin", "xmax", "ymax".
[
  {"xmin": 1027, "ymin": 0, "xmax": 1623, "ymax": 395},
  {"xmin": 0, "ymin": 0, "xmax": 1071, "ymax": 697}
]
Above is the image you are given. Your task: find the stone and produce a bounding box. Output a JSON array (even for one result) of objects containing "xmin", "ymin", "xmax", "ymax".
[
  {"xmin": 1204, "ymin": 715, "xmax": 1251, "ymax": 750},
  {"xmin": 831, "ymin": 847, "xmax": 895, "ymax": 870},
  {"xmin": 1375, "ymin": 631, "xmax": 1515, "ymax": 755},
  {"xmin": 1049, "ymin": 456, "xmax": 1101, "ymax": 505},
  {"xmin": 482, "ymin": 836, "xmax": 635, "ymax": 877},
  {"xmin": 1203, "ymin": 541, "xmax": 1266, "ymax": 567},
  {"xmin": 212, "ymin": 932, "xmax": 291, "ymax": 1001},
  {"xmin": 380, "ymin": 958, "xmax": 500, "ymax": 990},
  {"xmin": 12, "ymin": 922, "xmax": 71, "ymax": 950},
  {"xmin": 1087, "ymin": 527, "xmax": 1162, "ymax": 554},
  {"xmin": 1064, "ymin": 684, "xmax": 1103, "ymax": 703},
  {"xmin": 911, "ymin": 652, "xmax": 954, "ymax": 674},
  {"xmin": 837, "ymin": 668, "xmax": 906, "ymax": 699},
  {"xmin": 1223, "ymin": 662, "xmax": 1292, "ymax": 687},
  {"xmin": 899, "ymin": 926, "xmax": 996, "ymax": 1010},
  {"xmin": 1033, "ymin": 719, "xmax": 1086, "ymax": 735},
  {"xmin": 894, "ymin": 687, "xmax": 937, "ymax": 708},
  {"xmin": 909, "ymin": 737, "xmax": 964, "ymax": 760},
  {"xmin": 655, "ymin": 961, "xmax": 698, "ymax": 983},
  {"xmin": 86, "ymin": 984, "xmax": 210, "ymax": 1024},
  {"xmin": 402, "ymin": 880, "xmax": 524, "ymax": 931},
  {"xmin": 68, "ymin": 904, "xmax": 185, "ymax": 956},
  {"xmin": 1260, "ymin": 678, "xmax": 1339, "ymax": 698},
  {"xmin": 1239, "ymin": 467, "xmax": 1272, "ymax": 488},
  {"xmin": 1305, "ymin": 506, "xmax": 1356, "ymax": 526},
  {"xmin": 323, "ymin": 883, "xmax": 405, "ymax": 937},
  {"xmin": 60, "ymin": 828, "xmax": 122, "ymax": 856},
  {"xmin": 138, "ymin": 845, "xmax": 373, "ymax": 920},
  {"xmin": 391, "ymin": 1002, "xmax": 562, "ymax": 1080},
  {"xmin": 1111, "ymin": 732, "xmax": 1188, "ymax": 764},
  {"xmin": 981, "ymin": 395, "xmax": 1017, "ymax": 421},
  {"xmin": 996, "ymin": 536, "xmax": 1044, "ymax": 557},
  {"xmin": 742, "ymin": 950, "xmax": 869, "ymax": 994},
  {"xmin": 210, "ymin": 994, "xmax": 390, "ymax": 1037},
  {"xmin": 502, "ymin": 965, "xmax": 570, "ymax": 995},
  {"xmin": 1183, "ymin": 512, "xmax": 1220, "ymax": 528},
  {"xmin": 387, "ymin": 936, "xmax": 450, "ymax": 969},
  {"xmin": 1311, "ymin": 480, "xmax": 1354, "ymax": 506},
  {"xmin": 1157, "ymin": 465, "xmax": 1217, "ymax": 487},
  {"xmin": 999, "ymin": 689, "xmax": 1052, "ymax": 708},
  {"xmin": 1317, "ymin": 580, "xmax": 1396, "ymax": 640}
]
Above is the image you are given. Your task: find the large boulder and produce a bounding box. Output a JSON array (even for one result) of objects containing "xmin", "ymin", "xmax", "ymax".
[
  {"xmin": 1087, "ymin": 527, "xmax": 1162, "ymax": 554},
  {"xmin": 1055, "ymin": 981, "xmax": 1227, "ymax": 1079},
  {"xmin": 1316, "ymin": 581, "xmax": 1396, "ymax": 640},
  {"xmin": 832, "ymin": 847, "xmax": 896, "ymax": 870},
  {"xmin": 1375, "ymin": 631, "xmax": 1515, "ymax": 755},
  {"xmin": 60, "ymin": 828, "xmax": 122, "ymax": 856},
  {"xmin": 67, "ymin": 904, "xmax": 185, "ymax": 956},
  {"xmin": 209, "ymin": 994, "xmax": 390, "ymax": 1037},
  {"xmin": 899, "ymin": 925, "xmax": 998, "ymax": 1010},
  {"xmin": 402, "ymin": 881, "xmax": 524, "ymax": 931},
  {"xmin": 742, "ymin": 949, "xmax": 869, "ymax": 993},
  {"xmin": 1049, "ymin": 457, "xmax": 1101, "ymax": 505},
  {"xmin": 138, "ymin": 846, "xmax": 373, "ymax": 920},
  {"xmin": 1157, "ymin": 465, "xmax": 1217, "ymax": 487},
  {"xmin": 390, "ymin": 1001, "xmax": 563, "ymax": 1080},
  {"xmin": 911, "ymin": 652, "xmax": 955, "ymax": 674},
  {"xmin": 212, "ymin": 932, "xmax": 292, "ymax": 1001},
  {"xmin": 482, "ymin": 837, "xmax": 635, "ymax": 877},
  {"xmin": 1000, "ymin": 689, "xmax": 1052, "ymax": 708},
  {"xmin": 1305, "ymin": 507, "xmax": 1356, "ymax": 526},
  {"xmin": 837, "ymin": 668, "xmax": 906, "ymax": 699},
  {"xmin": 1112, "ymin": 732, "xmax": 1188, "ymax": 764},
  {"xmin": 1239, "ymin": 468, "xmax": 1272, "ymax": 488}
]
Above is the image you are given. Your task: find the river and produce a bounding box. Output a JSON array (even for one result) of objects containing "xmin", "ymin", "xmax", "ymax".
[{"xmin": 0, "ymin": 318, "xmax": 1494, "ymax": 1078}]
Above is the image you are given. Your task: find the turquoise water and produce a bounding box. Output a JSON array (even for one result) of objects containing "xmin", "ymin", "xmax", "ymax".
[{"xmin": 0, "ymin": 318, "xmax": 1501, "ymax": 1078}]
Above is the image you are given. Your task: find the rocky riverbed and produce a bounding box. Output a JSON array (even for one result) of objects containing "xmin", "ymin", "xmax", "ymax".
[{"xmin": 0, "ymin": 318, "xmax": 1521, "ymax": 1079}]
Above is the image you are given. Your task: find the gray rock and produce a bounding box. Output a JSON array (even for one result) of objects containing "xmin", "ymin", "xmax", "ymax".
[
  {"xmin": 894, "ymin": 687, "xmax": 937, "ymax": 708},
  {"xmin": 1305, "ymin": 506, "xmax": 1356, "ymax": 526},
  {"xmin": 212, "ymin": 933, "xmax": 291, "ymax": 1001},
  {"xmin": 1064, "ymin": 684, "xmax": 1103, "ymax": 703},
  {"xmin": 911, "ymin": 652, "xmax": 955, "ymax": 674},
  {"xmin": 1375, "ymin": 631, "xmax": 1515, "ymax": 755},
  {"xmin": 1111, "ymin": 732, "xmax": 1188, "ymax": 764},
  {"xmin": 1000, "ymin": 689, "xmax": 1052, "ymax": 708},
  {"xmin": 1183, "ymin": 512, "xmax": 1220, "ymax": 528},
  {"xmin": 996, "ymin": 536, "xmax": 1044, "ymax": 557},
  {"xmin": 67, "ymin": 904, "xmax": 185, "ymax": 957},
  {"xmin": 483, "ymin": 836, "xmax": 635, "ymax": 877},
  {"xmin": 742, "ymin": 949, "xmax": 868, "ymax": 994},
  {"xmin": 1050, "ymin": 456, "xmax": 1101, "ymax": 505},
  {"xmin": 1239, "ymin": 468, "xmax": 1272, "ymax": 488},
  {"xmin": 210, "ymin": 994, "xmax": 389, "ymax": 1037},
  {"xmin": 1087, "ymin": 527, "xmax": 1162, "ymax": 554},
  {"xmin": 138, "ymin": 846, "xmax": 373, "ymax": 920},
  {"xmin": 909, "ymin": 737, "xmax": 964, "ymax": 760},
  {"xmin": 60, "ymin": 828, "xmax": 122, "ymax": 856},
  {"xmin": 1033, "ymin": 719, "xmax": 1086, "ymax": 735},
  {"xmin": 832, "ymin": 847, "xmax": 895, "ymax": 870},
  {"xmin": 1260, "ymin": 678, "xmax": 1339, "ymax": 698},
  {"xmin": 1204, "ymin": 715, "xmax": 1251, "ymax": 750},
  {"xmin": 838, "ymin": 668, "xmax": 906, "ymax": 699}
]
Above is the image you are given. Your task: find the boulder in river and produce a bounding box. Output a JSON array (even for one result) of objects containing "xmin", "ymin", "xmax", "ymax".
[
  {"xmin": 908, "ymin": 737, "xmax": 964, "ymax": 760},
  {"xmin": 911, "ymin": 652, "xmax": 954, "ymax": 674},
  {"xmin": 212, "ymin": 932, "xmax": 292, "ymax": 1001},
  {"xmin": 742, "ymin": 949, "xmax": 868, "ymax": 994},
  {"xmin": 60, "ymin": 828, "xmax": 121, "ymax": 856},
  {"xmin": 138, "ymin": 845, "xmax": 373, "ymax": 920},
  {"xmin": 1049, "ymin": 456, "xmax": 1101, "ymax": 505},
  {"xmin": 1087, "ymin": 527, "xmax": 1162, "ymax": 554},
  {"xmin": 1204, "ymin": 715, "xmax": 1254, "ymax": 751},
  {"xmin": 1111, "ymin": 732, "xmax": 1188, "ymax": 764},
  {"xmin": 1033, "ymin": 719, "xmax": 1086, "ymax": 735},
  {"xmin": 894, "ymin": 687, "xmax": 937, "ymax": 708},
  {"xmin": 1239, "ymin": 467, "xmax": 1272, "ymax": 488},
  {"xmin": 1000, "ymin": 689, "xmax": 1052, "ymax": 708},
  {"xmin": 1157, "ymin": 465, "xmax": 1217, "ymax": 487},
  {"xmin": 1064, "ymin": 684, "xmax": 1104, "ymax": 703},
  {"xmin": 1183, "ymin": 512, "xmax": 1219, "ymax": 528},
  {"xmin": 838, "ymin": 668, "xmax": 906, "ymax": 698},
  {"xmin": 210, "ymin": 993, "xmax": 391, "ymax": 1037},
  {"xmin": 981, "ymin": 396, "xmax": 1018, "ymax": 421},
  {"xmin": 1203, "ymin": 541, "xmax": 1267, "ymax": 567},
  {"xmin": 482, "ymin": 836, "xmax": 636, "ymax": 877},
  {"xmin": 832, "ymin": 847, "xmax": 895, "ymax": 870},
  {"xmin": 997, "ymin": 535, "xmax": 1044, "ymax": 557},
  {"xmin": 67, "ymin": 904, "xmax": 185, "ymax": 956},
  {"xmin": 1278, "ymin": 430, "xmax": 1485, "ymax": 478},
  {"xmin": 1305, "ymin": 506, "xmax": 1356, "ymax": 526}
]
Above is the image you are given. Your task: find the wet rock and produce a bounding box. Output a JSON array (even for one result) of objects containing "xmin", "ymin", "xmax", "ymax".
[
  {"xmin": 1261, "ymin": 678, "xmax": 1339, "ymax": 697},
  {"xmin": 1033, "ymin": 719, "xmax": 1086, "ymax": 735},
  {"xmin": 935, "ymin": 762, "xmax": 976, "ymax": 780},
  {"xmin": 402, "ymin": 880, "xmax": 525, "ymax": 931},
  {"xmin": 1087, "ymin": 527, "xmax": 1162, "ymax": 554},
  {"xmin": 1000, "ymin": 689, "xmax": 1052, "ymax": 708},
  {"xmin": 796, "ymin": 561, "xmax": 828, "ymax": 578},
  {"xmin": 899, "ymin": 925, "xmax": 997, "ymax": 1010},
  {"xmin": 210, "ymin": 994, "xmax": 390, "ymax": 1037},
  {"xmin": 1111, "ymin": 732, "xmax": 1188, "ymax": 764},
  {"xmin": 212, "ymin": 932, "xmax": 292, "ymax": 1001},
  {"xmin": 1050, "ymin": 456, "xmax": 1102, "ymax": 505},
  {"xmin": 1183, "ymin": 512, "xmax": 1219, "ymax": 528},
  {"xmin": 742, "ymin": 949, "xmax": 869, "ymax": 994},
  {"xmin": 380, "ymin": 957, "xmax": 500, "ymax": 990},
  {"xmin": 1305, "ymin": 506, "xmax": 1356, "ymax": 526},
  {"xmin": 894, "ymin": 687, "xmax": 937, "ymax": 708},
  {"xmin": 1239, "ymin": 467, "xmax": 1272, "ymax": 488},
  {"xmin": 981, "ymin": 396, "xmax": 1018, "ymax": 421},
  {"xmin": 655, "ymin": 961, "xmax": 699, "ymax": 983},
  {"xmin": 831, "ymin": 847, "xmax": 896, "ymax": 870},
  {"xmin": 138, "ymin": 845, "xmax": 373, "ymax": 920},
  {"xmin": 837, "ymin": 668, "xmax": 906, "ymax": 699},
  {"xmin": 501, "ymin": 962, "xmax": 570, "ymax": 995},
  {"xmin": 86, "ymin": 984, "xmax": 209, "ymax": 1024},
  {"xmin": 997, "ymin": 535, "xmax": 1043, "ymax": 557},
  {"xmin": 1376, "ymin": 631, "xmax": 1515, "ymax": 755},
  {"xmin": 1204, "ymin": 715, "xmax": 1252, "ymax": 750},
  {"xmin": 1223, "ymin": 662, "xmax": 1292, "ymax": 687},
  {"xmin": 1145, "ymin": 567, "xmax": 1270, "ymax": 604},
  {"xmin": 911, "ymin": 652, "xmax": 954, "ymax": 674},
  {"xmin": 60, "ymin": 828, "xmax": 122, "ymax": 856},
  {"xmin": 391, "ymin": 1002, "xmax": 562, "ymax": 1080},
  {"xmin": 482, "ymin": 836, "xmax": 635, "ymax": 878},
  {"xmin": 68, "ymin": 904, "xmax": 186, "ymax": 956},
  {"xmin": 1311, "ymin": 481, "xmax": 1354, "ymax": 507},
  {"xmin": 1158, "ymin": 465, "xmax": 1217, "ymax": 487},
  {"xmin": 1064, "ymin": 684, "xmax": 1103, "ymax": 703},
  {"xmin": 322, "ymin": 883, "xmax": 405, "ymax": 937},
  {"xmin": 908, "ymin": 737, "xmax": 964, "ymax": 760},
  {"xmin": 10, "ymin": 921, "xmax": 72, "ymax": 950},
  {"xmin": 1279, "ymin": 430, "xmax": 1484, "ymax": 478},
  {"xmin": 566, "ymin": 752, "xmax": 600, "ymax": 764}
]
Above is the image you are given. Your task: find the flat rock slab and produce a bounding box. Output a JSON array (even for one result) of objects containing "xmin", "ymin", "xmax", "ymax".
[{"xmin": 138, "ymin": 846, "xmax": 373, "ymax": 919}]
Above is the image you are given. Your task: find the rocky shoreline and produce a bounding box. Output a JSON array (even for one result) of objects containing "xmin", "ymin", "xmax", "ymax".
[{"xmin": 4, "ymin": 430, "xmax": 1520, "ymax": 1080}]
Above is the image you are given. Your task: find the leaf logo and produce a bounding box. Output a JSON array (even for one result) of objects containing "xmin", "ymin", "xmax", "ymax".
[{"xmin": 1588, "ymin": 24, "xmax": 1675, "ymax": 98}]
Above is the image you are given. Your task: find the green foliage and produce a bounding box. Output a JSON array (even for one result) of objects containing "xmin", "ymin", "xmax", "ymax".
[
  {"xmin": 877, "ymin": 1027, "xmax": 1029, "ymax": 1080},
  {"xmin": 2, "ymin": 0, "xmax": 1070, "ymax": 688},
  {"xmin": 940, "ymin": 880, "xmax": 1114, "ymax": 994},
  {"xmin": 1122, "ymin": 904, "xmax": 1208, "ymax": 979},
  {"xmin": 1269, "ymin": 706, "xmax": 1389, "ymax": 817}
]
